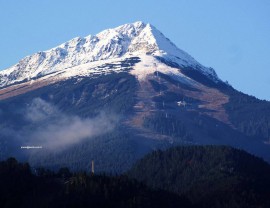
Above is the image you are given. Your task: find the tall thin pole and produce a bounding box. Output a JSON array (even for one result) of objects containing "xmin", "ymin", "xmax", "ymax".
[
  {"xmin": 267, "ymin": 120, "xmax": 270, "ymax": 144},
  {"xmin": 91, "ymin": 160, "xmax": 94, "ymax": 175}
]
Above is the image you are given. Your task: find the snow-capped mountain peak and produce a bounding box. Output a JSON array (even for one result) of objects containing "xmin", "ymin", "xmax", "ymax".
[{"xmin": 0, "ymin": 21, "xmax": 217, "ymax": 87}]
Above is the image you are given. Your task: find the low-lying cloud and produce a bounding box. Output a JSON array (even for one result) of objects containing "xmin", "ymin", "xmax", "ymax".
[
  {"xmin": 21, "ymin": 98, "xmax": 118, "ymax": 151},
  {"xmin": 25, "ymin": 98, "xmax": 58, "ymax": 122}
]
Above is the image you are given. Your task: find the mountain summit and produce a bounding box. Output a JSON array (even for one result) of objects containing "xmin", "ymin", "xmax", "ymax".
[
  {"xmin": 0, "ymin": 21, "xmax": 269, "ymax": 173},
  {"xmin": 0, "ymin": 21, "xmax": 216, "ymax": 87}
]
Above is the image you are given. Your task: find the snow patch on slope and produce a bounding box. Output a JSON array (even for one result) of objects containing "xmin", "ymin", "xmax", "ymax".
[{"xmin": 131, "ymin": 55, "xmax": 196, "ymax": 86}]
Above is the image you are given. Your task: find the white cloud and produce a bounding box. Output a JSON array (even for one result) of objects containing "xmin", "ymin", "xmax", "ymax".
[{"xmin": 23, "ymin": 98, "xmax": 118, "ymax": 150}]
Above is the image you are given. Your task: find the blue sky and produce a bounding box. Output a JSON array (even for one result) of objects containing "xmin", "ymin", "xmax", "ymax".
[{"xmin": 0, "ymin": 0, "xmax": 269, "ymax": 100}]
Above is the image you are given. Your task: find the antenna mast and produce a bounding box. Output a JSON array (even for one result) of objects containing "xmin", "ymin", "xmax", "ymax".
[
  {"xmin": 91, "ymin": 160, "xmax": 94, "ymax": 175},
  {"xmin": 267, "ymin": 120, "xmax": 270, "ymax": 144}
]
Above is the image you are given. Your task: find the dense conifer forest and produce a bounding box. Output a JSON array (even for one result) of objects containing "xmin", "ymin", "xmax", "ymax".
[
  {"xmin": 1, "ymin": 145, "xmax": 270, "ymax": 208},
  {"xmin": 0, "ymin": 157, "xmax": 191, "ymax": 208},
  {"xmin": 128, "ymin": 145, "xmax": 270, "ymax": 208}
]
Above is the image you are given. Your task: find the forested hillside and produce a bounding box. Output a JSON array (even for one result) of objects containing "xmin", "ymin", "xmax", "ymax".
[
  {"xmin": 2, "ymin": 146, "xmax": 270, "ymax": 208},
  {"xmin": 0, "ymin": 157, "xmax": 191, "ymax": 208},
  {"xmin": 128, "ymin": 145, "xmax": 270, "ymax": 208}
]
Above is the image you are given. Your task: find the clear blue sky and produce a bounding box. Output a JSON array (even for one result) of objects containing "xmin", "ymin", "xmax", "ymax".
[{"xmin": 0, "ymin": 0, "xmax": 269, "ymax": 100}]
